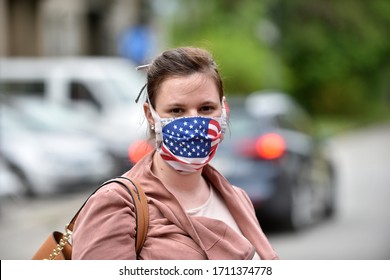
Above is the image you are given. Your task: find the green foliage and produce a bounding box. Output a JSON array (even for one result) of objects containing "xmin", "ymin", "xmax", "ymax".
[
  {"xmin": 172, "ymin": 28, "xmax": 289, "ymax": 95},
  {"xmin": 170, "ymin": 0, "xmax": 290, "ymax": 95},
  {"xmin": 272, "ymin": 0, "xmax": 390, "ymax": 116},
  {"xmin": 168, "ymin": 0, "xmax": 390, "ymax": 117}
]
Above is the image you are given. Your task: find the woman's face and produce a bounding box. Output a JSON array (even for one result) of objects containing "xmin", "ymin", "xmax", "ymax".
[{"xmin": 146, "ymin": 73, "xmax": 222, "ymax": 123}]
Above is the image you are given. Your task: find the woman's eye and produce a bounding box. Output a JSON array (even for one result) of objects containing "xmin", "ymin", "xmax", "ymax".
[
  {"xmin": 170, "ymin": 108, "xmax": 183, "ymax": 114},
  {"xmin": 200, "ymin": 106, "xmax": 213, "ymax": 113}
]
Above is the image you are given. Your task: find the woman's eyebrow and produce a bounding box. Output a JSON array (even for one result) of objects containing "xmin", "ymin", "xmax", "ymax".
[
  {"xmin": 199, "ymin": 100, "xmax": 220, "ymax": 107},
  {"xmin": 164, "ymin": 99, "xmax": 219, "ymax": 108},
  {"xmin": 165, "ymin": 102, "xmax": 185, "ymax": 108}
]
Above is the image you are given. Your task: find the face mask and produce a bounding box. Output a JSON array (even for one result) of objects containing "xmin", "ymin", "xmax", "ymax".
[{"xmin": 148, "ymin": 99, "xmax": 227, "ymax": 174}]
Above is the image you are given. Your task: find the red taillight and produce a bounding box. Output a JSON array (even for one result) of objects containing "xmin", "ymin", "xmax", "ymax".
[
  {"xmin": 128, "ymin": 139, "xmax": 154, "ymax": 164},
  {"xmin": 255, "ymin": 133, "xmax": 286, "ymax": 159},
  {"xmin": 236, "ymin": 133, "xmax": 286, "ymax": 160}
]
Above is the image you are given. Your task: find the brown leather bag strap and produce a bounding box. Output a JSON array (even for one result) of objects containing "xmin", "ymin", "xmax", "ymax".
[
  {"xmin": 66, "ymin": 177, "xmax": 149, "ymax": 257},
  {"xmin": 115, "ymin": 177, "xmax": 149, "ymax": 256}
]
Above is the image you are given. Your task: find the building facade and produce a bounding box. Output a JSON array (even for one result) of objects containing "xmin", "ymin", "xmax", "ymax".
[{"xmin": 0, "ymin": 0, "xmax": 154, "ymax": 57}]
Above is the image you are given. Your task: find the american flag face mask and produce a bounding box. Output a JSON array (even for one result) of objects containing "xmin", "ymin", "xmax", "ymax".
[{"xmin": 149, "ymin": 101, "xmax": 227, "ymax": 174}]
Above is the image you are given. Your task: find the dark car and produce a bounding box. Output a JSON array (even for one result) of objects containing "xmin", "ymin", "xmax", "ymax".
[{"xmin": 212, "ymin": 91, "xmax": 336, "ymax": 231}]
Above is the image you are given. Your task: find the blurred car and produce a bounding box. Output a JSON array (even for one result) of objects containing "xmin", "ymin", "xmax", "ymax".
[
  {"xmin": 0, "ymin": 157, "xmax": 25, "ymax": 199},
  {"xmin": 3, "ymin": 95, "xmax": 127, "ymax": 174},
  {"xmin": 0, "ymin": 157, "xmax": 25, "ymax": 218},
  {"xmin": 0, "ymin": 57, "xmax": 148, "ymax": 172},
  {"xmin": 212, "ymin": 91, "xmax": 336, "ymax": 231},
  {"xmin": 0, "ymin": 102, "xmax": 117, "ymax": 197}
]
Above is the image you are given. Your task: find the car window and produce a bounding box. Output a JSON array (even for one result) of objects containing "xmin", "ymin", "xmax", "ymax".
[
  {"xmin": 98, "ymin": 62, "xmax": 145, "ymax": 103},
  {"xmin": 69, "ymin": 81, "xmax": 102, "ymax": 111},
  {"xmin": 276, "ymin": 111, "xmax": 312, "ymax": 134},
  {"xmin": 0, "ymin": 81, "xmax": 45, "ymax": 97}
]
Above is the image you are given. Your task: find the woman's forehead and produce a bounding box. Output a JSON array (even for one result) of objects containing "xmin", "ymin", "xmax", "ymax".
[{"xmin": 156, "ymin": 73, "xmax": 220, "ymax": 103}]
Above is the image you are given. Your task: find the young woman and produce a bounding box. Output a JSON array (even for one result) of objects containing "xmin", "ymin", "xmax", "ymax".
[{"xmin": 72, "ymin": 47, "xmax": 279, "ymax": 260}]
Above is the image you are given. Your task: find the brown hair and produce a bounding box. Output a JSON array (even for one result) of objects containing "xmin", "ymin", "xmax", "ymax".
[{"xmin": 144, "ymin": 47, "xmax": 224, "ymax": 108}]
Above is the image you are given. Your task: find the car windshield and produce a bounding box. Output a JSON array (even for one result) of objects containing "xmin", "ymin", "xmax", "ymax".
[
  {"xmin": 1, "ymin": 106, "xmax": 52, "ymax": 133},
  {"xmin": 97, "ymin": 62, "xmax": 145, "ymax": 103},
  {"xmin": 226, "ymin": 107, "xmax": 273, "ymax": 141},
  {"xmin": 3, "ymin": 96, "xmax": 91, "ymax": 132}
]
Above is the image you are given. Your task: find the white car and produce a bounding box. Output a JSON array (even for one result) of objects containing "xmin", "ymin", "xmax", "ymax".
[
  {"xmin": 0, "ymin": 57, "xmax": 148, "ymax": 173},
  {"xmin": 0, "ymin": 103, "xmax": 117, "ymax": 196}
]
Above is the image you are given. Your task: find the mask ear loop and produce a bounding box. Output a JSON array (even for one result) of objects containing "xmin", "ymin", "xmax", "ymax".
[
  {"xmin": 220, "ymin": 96, "xmax": 228, "ymax": 133},
  {"xmin": 146, "ymin": 94, "xmax": 163, "ymax": 146}
]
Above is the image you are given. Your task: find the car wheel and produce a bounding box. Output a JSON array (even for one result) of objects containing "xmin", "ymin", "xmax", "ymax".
[
  {"xmin": 285, "ymin": 165, "xmax": 314, "ymax": 231},
  {"xmin": 7, "ymin": 163, "xmax": 36, "ymax": 197},
  {"xmin": 310, "ymin": 158, "xmax": 336, "ymax": 219},
  {"xmin": 322, "ymin": 162, "xmax": 336, "ymax": 218}
]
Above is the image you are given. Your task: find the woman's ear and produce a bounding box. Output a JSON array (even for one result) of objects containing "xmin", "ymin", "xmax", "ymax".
[{"xmin": 143, "ymin": 102, "xmax": 155, "ymax": 127}]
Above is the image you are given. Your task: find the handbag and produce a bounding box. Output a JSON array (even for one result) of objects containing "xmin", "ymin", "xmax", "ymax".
[{"xmin": 31, "ymin": 176, "xmax": 149, "ymax": 260}]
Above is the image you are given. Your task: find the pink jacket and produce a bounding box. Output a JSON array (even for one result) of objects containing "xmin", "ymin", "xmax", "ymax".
[{"xmin": 72, "ymin": 151, "xmax": 279, "ymax": 260}]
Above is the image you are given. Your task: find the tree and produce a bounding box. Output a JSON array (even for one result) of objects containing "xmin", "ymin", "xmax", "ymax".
[
  {"xmin": 168, "ymin": 0, "xmax": 390, "ymax": 116},
  {"xmin": 169, "ymin": 0, "xmax": 290, "ymax": 95},
  {"xmin": 270, "ymin": 0, "xmax": 390, "ymax": 115}
]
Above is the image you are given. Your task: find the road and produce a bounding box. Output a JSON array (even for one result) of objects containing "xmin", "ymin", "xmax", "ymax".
[
  {"xmin": 268, "ymin": 121, "xmax": 390, "ymax": 259},
  {"xmin": 1, "ymin": 121, "xmax": 390, "ymax": 260}
]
